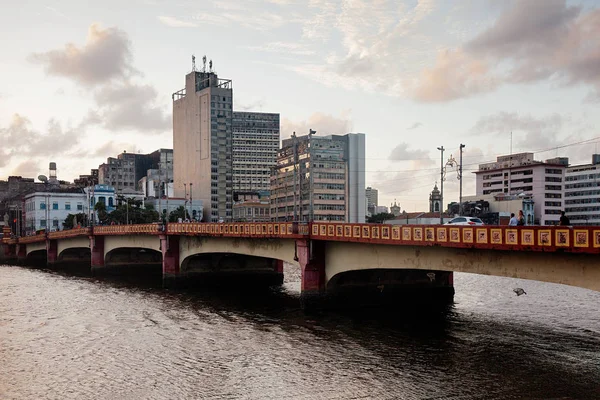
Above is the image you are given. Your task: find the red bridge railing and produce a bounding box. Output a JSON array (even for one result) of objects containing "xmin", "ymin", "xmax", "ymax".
[
  {"xmin": 93, "ymin": 224, "xmax": 162, "ymax": 235},
  {"xmin": 167, "ymin": 222, "xmax": 308, "ymax": 238}
]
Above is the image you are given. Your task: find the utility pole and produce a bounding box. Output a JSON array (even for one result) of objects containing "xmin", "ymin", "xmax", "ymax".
[
  {"xmin": 189, "ymin": 183, "xmax": 193, "ymax": 220},
  {"xmin": 459, "ymin": 144, "xmax": 465, "ymax": 215},
  {"xmin": 437, "ymin": 146, "xmax": 445, "ymax": 224}
]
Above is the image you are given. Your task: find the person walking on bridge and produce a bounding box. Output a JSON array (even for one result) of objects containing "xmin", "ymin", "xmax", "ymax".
[
  {"xmin": 559, "ymin": 211, "xmax": 570, "ymax": 226},
  {"xmin": 509, "ymin": 213, "xmax": 518, "ymax": 226}
]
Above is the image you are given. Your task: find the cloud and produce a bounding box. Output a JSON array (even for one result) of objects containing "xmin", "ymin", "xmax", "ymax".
[
  {"xmin": 388, "ymin": 143, "xmax": 431, "ymax": 162},
  {"xmin": 158, "ymin": 16, "xmax": 198, "ymax": 28},
  {"xmin": 29, "ymin": 23, "xmax": 135, "ymax": 85},
  {"xmin": 407, "ymin": 122, "xmax": 422, "ymax": 130},
  {"xmin": 247, "ymin": 41, "xmax": 315, "ymax": 56},
  {"xmin": 91, "ymin": 83, "xmax": 171, "ymax": 133},
  {"xmin": 411, "ymin": 49, "xmax": 498, "ymax": 102},
  {"xmin": 91, "ymin": 141, "xmax": 143, "ymax": 158},
  {"xmin": 281, "ymin": 111, "xmax": 353, "ymax": 137},
  {"xmin": 11, "ymin": 161, "xmax": 42, "ymax": 178},
  {"xmin": 0, "ymin": 114, "xmax": 83, "ymax": 170}
]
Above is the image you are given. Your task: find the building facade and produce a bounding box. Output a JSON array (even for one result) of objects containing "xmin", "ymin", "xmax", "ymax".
[
  {"xmin": 98, "ymin": 156, "xmax": 137, "ymax": 193},
  {"xmin": 365, "ymin": 186, "xmax": 378, "ymax": 216},
  {"xmin": 475, "ymin": 153, "xmax": 567, "ymax": 225},
  {"xmin": 232, "ymin": 112, "xmax": 279, "ymax": 194},
  {"xmin": 173, "ymin": 69, "xmax": 233, "ymax": 222},
  {"xmin": 564, "ymin": 155, "xmax": 600, "ymax": 225},
  {"xmin": 270, "ymin": 132, "xmax": 366, "ymax": 223},
  {"xmin": 429, "ymin": 184, "xmax": 442, "ymax": 212},
  {"xmin": 23, "ymin": 190, "xmax": 86, "ymax": 234}
]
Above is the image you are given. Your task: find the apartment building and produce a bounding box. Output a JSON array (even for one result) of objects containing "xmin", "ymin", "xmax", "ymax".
[
  {"xmin": 564, "ymin": 155, "xmax": 600, "ymax": 225},
  {"xmin": 270, "ymin": 132, "xmax": 365, "ymax": 223},
  {"xmin": 475, "ymin": 152, "xmax": 567, "ymax": 225}
]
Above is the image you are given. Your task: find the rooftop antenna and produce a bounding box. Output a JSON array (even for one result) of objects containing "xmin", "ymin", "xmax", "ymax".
[
  {"xmin": 192, "ymin": 54, "xmax": 196, "ymax": 72},
  {"xmin": 209, "ymin": 59, "xmax": 213, "ymax": 73},
  {"xmin": 202, "ymin": 55, "xmax": 207, "ymax": 73}
]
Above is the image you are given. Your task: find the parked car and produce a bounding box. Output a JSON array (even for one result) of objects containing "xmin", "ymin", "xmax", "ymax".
[{"xmin": 444, "ymin": 216, "xmax": 485, "ymax": 226}]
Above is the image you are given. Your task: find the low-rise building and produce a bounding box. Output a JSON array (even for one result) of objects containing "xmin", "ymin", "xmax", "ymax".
[{"xmin": 23, "ymin": 189, "xmax": 86, "ymax": 234}]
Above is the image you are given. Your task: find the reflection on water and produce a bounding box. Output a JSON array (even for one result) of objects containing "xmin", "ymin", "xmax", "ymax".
[{"xmin": 0, "ymin": 264, "xmax": 599, "ymax": 399}]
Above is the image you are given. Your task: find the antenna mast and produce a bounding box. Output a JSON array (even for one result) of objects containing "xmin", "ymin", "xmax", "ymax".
[{"xmin": 191, "ymin": 54, "xmax": 196, "ymax": 72}]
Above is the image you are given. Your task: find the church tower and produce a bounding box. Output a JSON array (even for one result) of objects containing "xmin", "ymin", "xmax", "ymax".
[
  {"xmin": 390, "ymin": 199, "xmax": 401, "ymax": 216},
  {"xmin": 429, "ymin": 183, "xmax": 442, "ymax": 212}
]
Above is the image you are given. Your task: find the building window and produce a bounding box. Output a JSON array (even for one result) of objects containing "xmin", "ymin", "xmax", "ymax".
[
  {"xmin": 40, "ymin": 219, "xmax": 46, "ymax": 227},
  {"xmin": 77, "ymin": 203, "xmax": 83, "ymax": 211},
  {"xmin": 109, "ymin": 197, "xmax": 114, "ymax": 207},
  {"xmin": 53, "ymin": 219, "xmax": 59, "ymax": 227},
  {"xmin": 65, "ymin": 202, "xmax": 71, "ymax": 210},
  {"xmin": 53, "ymin": 202, "xmax": 58, "ymax": 210},
  {"xmin": 40, "ymin": 202, "xmax": 46, "ymax": 210}
]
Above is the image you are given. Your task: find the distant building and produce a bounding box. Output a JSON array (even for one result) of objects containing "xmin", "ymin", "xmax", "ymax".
[
  {"xmin": 429, "ymin": 183, "xmax": 442, "ymax": 212},
  {"xmin": 172, "ymin": 65, "xmax": 233, "ymax": 222},
  {"xmin": 84, "ymin": 184, "xmax": 117, "ymax": 224},
  {"xmin": 233, "ymin": 199, "xmax": 271, "ymax": 222},
  {"xmin": 98, "ymin": 155, "xmax": 137, "ymax": 193},
  {"xmin": 461, "ymin": 193, "xmax": 535, "ymax": 225},
  {"xmin": 365, "ymin": 187, "xmax": 378, "ymax": 216},
  {"xmin": 270, "ymin": 132, "xmax": 366, "ymax": 223},
  {"xmin": 475, "ymin": 152, "xmax": 567, "ymax": 225},
  {"xmin": 564, "ymin": 155, "xmax": 600, "ymax": 225},
  {"xmin": 374, "ymin": 205, "xmax": 388, "ymax": 214},
  {"xmin": 390, "ymin": 200, "xmax": 401, "ymax": 216},
  {"xmin": 232, "ymin": 112, "xmax": 279, "ymax": 194},
  {"xmin": 73, "ymin": 169, "xmax": 99, "ymax": 187},
  {"xmin": 23, "ymin": 189, "xmax": 86, "ymax": 234}
]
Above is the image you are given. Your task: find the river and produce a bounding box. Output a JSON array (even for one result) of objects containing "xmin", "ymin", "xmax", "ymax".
[{"xmin": 1, "ymin": 264, "xmax": 599, "ymax": 399}]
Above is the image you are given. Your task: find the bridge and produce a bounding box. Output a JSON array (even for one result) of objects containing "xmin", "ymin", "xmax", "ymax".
[{"xmin": 2, "ymin": 222, "xmax": 600, "ymax": 305}]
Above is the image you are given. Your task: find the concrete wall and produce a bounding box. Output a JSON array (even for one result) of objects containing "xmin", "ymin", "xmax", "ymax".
[{"xmin": 324, "ymin": 241, "xmax": 600, "ymax": 292}]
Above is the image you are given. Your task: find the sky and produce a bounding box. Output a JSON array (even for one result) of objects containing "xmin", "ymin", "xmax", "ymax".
[{"xmin": 1, "ymin": 0, "xmax": 600, "ymax": 212}]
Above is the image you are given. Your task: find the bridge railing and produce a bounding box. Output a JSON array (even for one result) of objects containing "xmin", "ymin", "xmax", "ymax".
[
  {"xmin": 48, "ymin": 227, "xmax": 92, "ymax": 240},
  {"xmin": 15, "ymin": 234, "xmax": 46, "ymax": 244},
  {"xmin": 167, "ymin": 222, "xmax": 309, "ymax": 238},
  {"xmin": 309, "ymin": 223, "xmax": 600, "ymax": 253},
  {"xmin": 93, "ymin": 224, "xmax": 162, "ymax": 235}
]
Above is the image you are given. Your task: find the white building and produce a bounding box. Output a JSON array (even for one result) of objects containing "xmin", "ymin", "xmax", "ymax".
[
  {"xmin": 374, "ymin": 205, "xmax": 388, "ymax": 214},
  {"xmin": 366, "ymin": 187, "xmax": 378, "ymax": 216},
  {"xmin": 475, "ymin": 153, "xmax": 567, "ymax": 225},
  {"xmin": 24, "ymin": 190, "xmax": 86, "ymax": 234},
  {"xmin": 232, "ymin": 112, "xmax": 279, "ymax": 193},
  {"xmin": 564, "ymin": 155, "xmax": 600, "ymax": 225}
]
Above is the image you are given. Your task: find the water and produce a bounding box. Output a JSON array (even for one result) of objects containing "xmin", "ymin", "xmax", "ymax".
[{"xmin": 1, "ymin": 264, "xmax": 599, "ymax": 400}]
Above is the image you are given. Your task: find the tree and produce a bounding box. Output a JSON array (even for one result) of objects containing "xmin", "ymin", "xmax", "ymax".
[
  {"xmin": 367, "ymin": 212, "xmax": 396, "ymax": 224},
  {"xmin": 169, "ymin": 205, "xmax": 190, "ymax": 222},
  {"xmin": 63, "ymin": 213, "xmax": 88, "ymax": 229},
  {"xmin": 106, "ymin": 198, "xmax": 159, "ymax": 224},
  {"xmin": 94, "ymin": 201, "xmax": 108, "ymax": 224}
]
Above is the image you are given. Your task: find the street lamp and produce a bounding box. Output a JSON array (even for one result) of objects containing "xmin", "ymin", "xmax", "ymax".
[
  {"xmin": 437, "ymin": 146, "xmax": 444, "ymax": 224},
  {"xmin": 459, "ymin": 144, "xmax": 465, "ymax": 215}
]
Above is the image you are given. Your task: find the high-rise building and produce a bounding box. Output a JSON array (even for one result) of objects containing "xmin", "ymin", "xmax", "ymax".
[
  {"xmin": 232, "ymin": 112, "xmax": 279, "ymax": 193},
  {"xmin": 564, "ymin": 155, "xmax": 600, "ymax": 225},
  {"xmin": 475, "ymin": 152, "xmax": 567, "ymax": 225},
  {"xmin": 365, "ymin": 186, "xmax": 378, "ymax": 215},
  {"xmin": 270, "ymin": 132, "xmax": 365, "ymax": 223},
  {"xmin": 173, "ymin": 66, "xmax": 233, "ymax": 222}
]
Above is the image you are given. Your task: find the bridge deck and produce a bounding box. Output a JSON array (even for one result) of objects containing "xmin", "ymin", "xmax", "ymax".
[{"xmin": 4, "ymin": 222, "xmax": 600, "ymax": 254}]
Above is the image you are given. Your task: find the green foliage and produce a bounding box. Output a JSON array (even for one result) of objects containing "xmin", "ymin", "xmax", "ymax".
[
  {"xmin": 105, "ymin": 197, "xmax": 159, "ymax": 224},
  {"xmin": 169, "ymin": 206, "xmax": 190, "ymax": 222},
  {"xmin": 63, "ymin": 213, "xmax": 88, "ymax": 229},
  {"xmin": 367, "ymin": 212, "xmax": 396, "ymax": 224},
  {"xmin": 94, "ymin": 201, "xmax": 108, "ymax": 224}
]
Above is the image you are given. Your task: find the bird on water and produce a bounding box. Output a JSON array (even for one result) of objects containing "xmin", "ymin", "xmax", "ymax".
[{"xmin": 513, "ymin": 288, "xmax": 527, "ymax": 296}]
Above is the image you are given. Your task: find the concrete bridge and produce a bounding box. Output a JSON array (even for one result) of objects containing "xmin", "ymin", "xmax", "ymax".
[{"xmin": 3, "ymin": 222, "xmax": 600, "ymax": 305}]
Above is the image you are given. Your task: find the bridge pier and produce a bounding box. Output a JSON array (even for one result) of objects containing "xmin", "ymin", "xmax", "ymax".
[
  {"xmin": 46, "ymin": 239, "xmax": 58, "ymax": 267},
  {"xmin": 161, "ymin": 235, "xmax": 180, "ymax": 288},
  {"xmin": 298, "ymin": 239, "xmax": 326, "ymax": 307},
  {"xmin": 16, "ymin": 243, "xmax": 26, "ymax": 265},
  {"xmin": 90, "ymin": 235, "xmax": 105, "ymax": 271}
]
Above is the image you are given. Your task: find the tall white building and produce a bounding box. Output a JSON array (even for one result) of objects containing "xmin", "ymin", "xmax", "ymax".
[
  {"xmin": 365, "ymin": 186, "xmax": 378, "ymax": 215},
  {"xmin": 475, "ymin": 153, "xmax": 567, "ymax": 225},
  {"xmin": 564, "ymin": 155, "xmax": 600, "ymax": 225},
  {"xmin": 270, "ymin": 132, "xmax": 365, "ymax": 223},
  {"xmin": 173, "ymin": 65, "xmax": 233, "ymax": 222},
  {"xmin": 232, "ymin": 112, "xmax": 280, "ymax": 193}
]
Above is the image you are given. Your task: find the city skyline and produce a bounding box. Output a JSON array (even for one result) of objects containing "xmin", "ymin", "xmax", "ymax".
[{"xmin": 1, "ymin": 0, "xmax": 600, "ymax": 211}]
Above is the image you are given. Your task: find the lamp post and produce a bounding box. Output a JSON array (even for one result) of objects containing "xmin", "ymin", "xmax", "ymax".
[
  {"xmin": 437, "ymin": 146, "xmax": 445, "ymax": 224},
  {"xmin": 459, "ymin": 144, "xmax": 465, "ymax": 215},
  {"xmin": 189, "ymin": 183, "xmax": 193, "ymax": 220}
]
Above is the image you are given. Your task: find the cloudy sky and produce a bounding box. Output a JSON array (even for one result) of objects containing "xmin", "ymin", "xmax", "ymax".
[{"xmin": 1, "ymin": 0, "xmax": 599, "ymax": 211}]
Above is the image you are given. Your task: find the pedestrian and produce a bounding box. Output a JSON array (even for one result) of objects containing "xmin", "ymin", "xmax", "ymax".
[
  {"xmin": 517, "ymin": 210, "xmax": 525, "ymax": 226},
  {"xmin": 509, "ymin": 213, "xmax": 518, "ymax": 226},
  {"xmin": 559, "ymin": 211, "xmax": 570, "ymax": 226}
]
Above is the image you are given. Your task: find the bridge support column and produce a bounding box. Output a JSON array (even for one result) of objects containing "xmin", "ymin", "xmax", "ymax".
[
  {"xmin": 46, "ymin": 239, "xmax": 58, "ymax": 267},
  {"xmin": 161, "ymin": 235, "xmax": 180, "ymax": 288},
  {"xmin": 297, "ymin": 239, "xmax": 326, "ymax": 307},
  {"xmin": 16, "ymin": 243, "xmax": 26, "ymax": 264},
  {"xmin": 90, "ymin": 235, "xmax": 105, "ymax": 271}
]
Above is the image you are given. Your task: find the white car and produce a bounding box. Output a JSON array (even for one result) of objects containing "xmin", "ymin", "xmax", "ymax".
[{"xmin": 444, "ymin": 216, "xmax": 484, "ymax": 226}]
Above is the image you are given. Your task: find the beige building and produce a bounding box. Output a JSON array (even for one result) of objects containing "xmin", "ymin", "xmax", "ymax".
[
  {"xmin": 173, "ymin": 68, "xmax": 233, "ymax": 222},
  {"xmin": 270, "ymin": 132, "xmax": 366, "ymax": 223}
]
